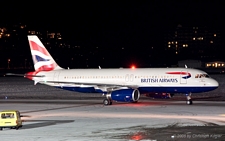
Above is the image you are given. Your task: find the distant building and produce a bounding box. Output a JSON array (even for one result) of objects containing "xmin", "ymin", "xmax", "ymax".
[
  {"xmin": 205, "ymin": 61, "xmax": 225, "ymax": 68},
  {"xmin": 178, "ymin": 60, "xmax": 202, "ymax": 68},
  {"xmin": 165, "ymin": 24, "xmax": 225, "ymax": 61},
  {"xmin": 47, "ymin": 32, "xmax": 62, "ymax": 40}
]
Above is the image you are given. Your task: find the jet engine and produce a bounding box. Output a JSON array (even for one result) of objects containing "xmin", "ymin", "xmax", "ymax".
[{"xmin": 106, "ymin": 89, "xmax": 140, "ymax": 102}]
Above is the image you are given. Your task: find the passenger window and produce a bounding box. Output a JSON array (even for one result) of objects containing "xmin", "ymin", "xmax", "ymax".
[
  {"xmin": 10, "ymin": 113, "xmax": 14, "ymax": 118},
  {"xmin": 195, "ymin": 74, "xmax": 199, "ymax": 78},
  {"xmin": 1, "ymin": 113, "xmax": 14, "ymax": 119},
  {"xmin": 1, "ymin": 113, "xmax": 6, "ymax": 118}
]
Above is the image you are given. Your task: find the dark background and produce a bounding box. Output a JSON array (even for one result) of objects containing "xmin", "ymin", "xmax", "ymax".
[{"xmin": 0, "ymin": 0, "xmax": 225, "ymax": 69}]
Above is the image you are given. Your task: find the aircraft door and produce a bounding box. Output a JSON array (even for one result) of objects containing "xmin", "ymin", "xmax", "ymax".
[
  {"xmin": 130, "ymin": 74, "xmax": 134, "ymax": 82},
  {"xmin": 53, "ymin": 71, "xmax": 60, "ymax": 81},
  {"xmin": 125, "ymin": 74, "xmax": 134, "ymax": 82},
  {"xmin": 125, "ymin": 74, "xmax": 129, "ymax": 82},
  {"xmin": 180, "ymin": 71, "xmax": 187, "ymax": 84}
]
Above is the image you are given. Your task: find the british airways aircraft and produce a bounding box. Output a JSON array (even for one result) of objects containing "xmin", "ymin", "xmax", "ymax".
[{"xmin": 9, "ymin": 35, "xmax": 219, "ymax": 105}]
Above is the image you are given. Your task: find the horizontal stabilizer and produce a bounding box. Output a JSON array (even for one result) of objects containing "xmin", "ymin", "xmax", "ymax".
[{"xmin": 5, "ymin": 73, "xmax": 45, "ymax": 77}]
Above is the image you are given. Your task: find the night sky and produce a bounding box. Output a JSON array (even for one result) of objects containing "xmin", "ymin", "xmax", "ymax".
[
  {"xmin": 1, "ymin": 1, "xmax": 225, "ymax": 68},
  {"xmin": 3, "ymin": 1, "xmax": 224, "ymax": 41}
]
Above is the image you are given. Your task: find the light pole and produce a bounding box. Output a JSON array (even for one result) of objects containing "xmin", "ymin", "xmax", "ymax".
[{"xmin": 7, "ymin": 59, "xmax": 10, "ymax": 69}]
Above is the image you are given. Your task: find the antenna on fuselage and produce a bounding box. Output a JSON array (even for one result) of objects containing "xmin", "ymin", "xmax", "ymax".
[
  {"xmin": 185, "ymin": 64, "xmax": 188, "ymax": 68},
  {"xmin": 99, "ymin": 66, "xmax": 101, "ymax": 69}
]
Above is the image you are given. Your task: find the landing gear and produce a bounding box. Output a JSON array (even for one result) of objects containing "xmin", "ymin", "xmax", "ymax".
[
  {"xmin": 103, "ymin": 93, "xmax": 112, "ymax": 106},
  {"xmin": 103, "ymin": 98, "xmax": 112, "ymax": 106},
  {"xmin": 186, "ymin": 99, "xmax": 193, "ymax": 105},
  {"xmin": 186, "ymin": 93, "xmax": 193, "ymax": 105}
]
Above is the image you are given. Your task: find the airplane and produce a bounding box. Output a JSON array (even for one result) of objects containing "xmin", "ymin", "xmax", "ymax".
[{"xmin": 7, "ymin": 35, "xmax": 219, "ymax": 105}]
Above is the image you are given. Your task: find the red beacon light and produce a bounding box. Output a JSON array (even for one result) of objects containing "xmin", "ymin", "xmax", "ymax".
[{"xmin": 131, "ymin": 65, "xmax": 136, "ymax": 69}]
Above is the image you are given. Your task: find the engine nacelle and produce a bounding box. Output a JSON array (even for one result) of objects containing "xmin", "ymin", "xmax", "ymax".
[
  {"xmin": 107, "ymin": 89, "xmax": 140, "ymax": 102},
  {"xmin": 145, "ymin": 93, "xmax": 173, "ymax": 99}
]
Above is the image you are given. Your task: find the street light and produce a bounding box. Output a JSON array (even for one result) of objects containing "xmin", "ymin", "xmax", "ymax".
[{"xmin": 7, "ymin": 59, "xmax": 10, "ymax": 69}]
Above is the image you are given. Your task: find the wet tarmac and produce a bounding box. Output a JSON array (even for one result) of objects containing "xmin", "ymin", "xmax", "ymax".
[
  {"xmin": 0, "ymin": 100, "xmax": 225, "ymax": 141},
  {"xmin": 0, "ymin": 77, "xmax": 225, "ymax": 141}
]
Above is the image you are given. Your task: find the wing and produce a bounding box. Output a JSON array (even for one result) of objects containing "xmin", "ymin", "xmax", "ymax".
[
  {"xmin": 6, "ymin": 73, "xmax": 139, "ymax": 90},
  {"xmin": 40, "ymin": 80, "xmax": 139, "ymax": 89}
]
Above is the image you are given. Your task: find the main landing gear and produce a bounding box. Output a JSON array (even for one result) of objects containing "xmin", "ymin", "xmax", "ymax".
[
  {"xmin": 186, "ymin": 93, "xmax": 193, "ymax": 105},
  {"xmin": 103, "ymin": 93, "xmax": 112, "ymax": 106},
  {"xmin": 103, "ymin": 98, "xmax": 112, "ymax": 105}
]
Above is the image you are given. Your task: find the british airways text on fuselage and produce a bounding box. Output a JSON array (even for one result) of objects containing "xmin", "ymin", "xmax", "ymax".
[{"xmin": 141, "ymin": 78, "xmax": 178, "ymax": 83}]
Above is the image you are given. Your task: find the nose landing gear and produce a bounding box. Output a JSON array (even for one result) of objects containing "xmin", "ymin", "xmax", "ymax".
[{"xmin": 186, "ymin": 93, "xmax": 193, "ymax": 105}]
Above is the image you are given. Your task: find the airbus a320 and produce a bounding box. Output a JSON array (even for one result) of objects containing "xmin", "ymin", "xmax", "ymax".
[{"xmin": 7, "ymin": 35, "xmax": 219, "ymax": 106}]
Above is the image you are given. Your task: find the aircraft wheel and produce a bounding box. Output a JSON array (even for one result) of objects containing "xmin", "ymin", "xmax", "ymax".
[
  {"xmin": 186, "ymin": 100, "xmax": 193, "ymax": 105},
  {"xmin": 103, "ymin": 99, "xmax": 111, "ymax": 106}
]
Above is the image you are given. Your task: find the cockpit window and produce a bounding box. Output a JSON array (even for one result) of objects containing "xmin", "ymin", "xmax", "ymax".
[
  {"xmin": 195, "ymin": 74, "xmax": 210, "ymax": 78},
  {"xmin": 195, "ymin": 74, "xmax": 199, "ymax": 78}
]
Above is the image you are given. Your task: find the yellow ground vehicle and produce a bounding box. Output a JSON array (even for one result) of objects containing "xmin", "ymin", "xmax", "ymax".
[{"xmin": 0, "ymin": 110, "xmax": 22, "ymax": 130}]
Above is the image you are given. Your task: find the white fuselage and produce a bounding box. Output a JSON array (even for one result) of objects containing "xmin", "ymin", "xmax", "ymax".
[{"xmin": 32, "ymin": 68, "xmax": 219, "ymax": 94}]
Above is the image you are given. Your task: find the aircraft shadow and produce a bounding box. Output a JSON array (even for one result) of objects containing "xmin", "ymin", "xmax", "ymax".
[{"xmin": 20, "ymin": 120, "xmax": 75, "ymax": 130}]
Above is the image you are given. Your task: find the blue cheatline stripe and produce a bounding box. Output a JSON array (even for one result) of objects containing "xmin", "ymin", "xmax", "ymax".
[{"xmin": 55, "ymin": 86, "xmax": 218, "ymax": 94}]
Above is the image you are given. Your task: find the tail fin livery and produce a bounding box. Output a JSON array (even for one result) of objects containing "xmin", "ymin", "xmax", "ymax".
[{"xmin": 28, "ymin": 35, "xmax": 62, "ymax": 71}]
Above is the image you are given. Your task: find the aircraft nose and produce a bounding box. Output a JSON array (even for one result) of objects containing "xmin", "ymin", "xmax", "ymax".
[{"xmin": 211, "ymin": 79, "xmax": 219, "ymax": 87}]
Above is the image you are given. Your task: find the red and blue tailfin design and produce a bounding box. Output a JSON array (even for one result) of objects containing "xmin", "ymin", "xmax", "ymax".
[{"xmin": 28, "ymin": 35, "xmax": 62, "ymax": 72}]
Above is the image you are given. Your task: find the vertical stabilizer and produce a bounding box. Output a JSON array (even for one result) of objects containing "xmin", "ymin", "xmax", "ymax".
[{"xmin": 28, "ymin": 35, "xmax": 63, "ymax": 71}]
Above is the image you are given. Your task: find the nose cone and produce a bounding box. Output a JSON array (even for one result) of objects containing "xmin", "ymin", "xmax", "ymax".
[{"xmin": 210, "ymin": 78, "xmax": 219, "ymax": 88}]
